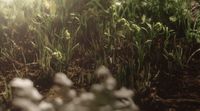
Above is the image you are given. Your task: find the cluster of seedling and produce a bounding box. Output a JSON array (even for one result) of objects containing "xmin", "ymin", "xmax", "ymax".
[{"xmin": 10, "ymin": 66, "xmax": 139, "ymax": 111}]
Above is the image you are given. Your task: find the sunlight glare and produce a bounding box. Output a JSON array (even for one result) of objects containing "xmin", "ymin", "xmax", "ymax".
[{"xmin": 1, "ymin": 0, "xmax": 14, "ymax": 4}]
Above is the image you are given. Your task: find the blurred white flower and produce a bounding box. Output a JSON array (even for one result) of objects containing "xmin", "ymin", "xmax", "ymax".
[
  {"xmin": 39, "ymin": 101, "xmax": 55, "ymax": 111},
  {"xmin": 28, "ymin": 88, "xmax": 43, "ymax": 102},
  {"xmin": 60, "ymin": 102, "xmax": 76, "ymax": 111},
  {"xmin": 95, "ymin": 65, "xmax": 111, "ymax": 78},
  {"xmin": 99, "ymin": 105, "xmax": 113, "ymax": 111},
  {"xmin": 52, "ymin": 97, "xmax": 64, "ymax": 107},
  {"xmin": 91, "ymin": 84, "xmax": 104, "ymax": 93},
  {"xmin": 63, "ymin": 89, "xmax": 77, "ymax": 102},
  {"xmin": 103, "ymin": 76, "xmax": 117, "ymax": 91},
  {"xmin": 54, "ymin": 72, "xmax": 73, "ymax": 87},
  {"xmin": 79, "ymin": 93, "xmax": 95, "ymax": 106},
  {"xmin": 10, "ymin": 78, "xmax": 33, "ymax": 89},
  {"xmin": 12, "ymin": 98, "xmax": 40, "ymax": 111},
  {"xmin": 10, "ymin": 78, "xmax": 42, "ymax": 102},
  {"xmin": 113, "ymin": 88, "xmax": 139, "ymax": 111},
  {"xmin": 9, "ymin": 70, "xmax": 139, "ymax": 111},
  {"xmin": 114, "ymin": 87, "xmax": 134, "ymax": 99}
]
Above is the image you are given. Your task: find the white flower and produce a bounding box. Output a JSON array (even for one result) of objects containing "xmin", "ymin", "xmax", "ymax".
[
  {"xmin": 103, "ymin": 76, "xmax": 117, "ymax": 91},
  {"xmin": 79, "ymin": 93, "xmax": 95, "ymax": 106},
  {"xmin": 95, "ymin": 66, "xmax": 111, "ymax": 78},
  {"xmin": 91, "ymin": 84, "xmax": 104, "ymax": 93},
  {"xmin": 65, "ymin": 89, "xmax": 77, "ymax": 100},
  {"xmin": 39, "ymin": 101, "xmax": 55, "ymax": 111},
  {"xmin": 28, "ymin": 88, "xmax": 43, "ymax": 102},
  {"xmin": 12, "ymin": 98, "xmax": 40, "ymax": 111},
  {"xmin": 54, "ymin": 72, "xmax": 73, "ymax": 87},
  {"xmin": 10, "ymin": 78, "xmax": 42, "ymax": 102},
  {"xmin": 52, "ymin": 97, "xmax": 63, "ymax": 107},
  {"xmin": 114, "ymin": 87, "xmax": 134, "ymax": 99},
  {"xmin": 113, "ymin": 88, "xmax": 139, "ymax": 111},
  {"xmin": 10, "ymin": 78, "xmax": 33, "ymax": 89}
]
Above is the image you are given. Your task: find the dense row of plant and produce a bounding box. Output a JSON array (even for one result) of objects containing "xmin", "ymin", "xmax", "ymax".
[{"xmin": 0, "ymin": 0, "xmax": 200, "ymax": 93}]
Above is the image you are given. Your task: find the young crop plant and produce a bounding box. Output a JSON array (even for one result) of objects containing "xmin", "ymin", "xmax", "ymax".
[
  {"xmin": 29, "ymin": 0, "xmax": 80, "ymax": 71},
  {"xmin": 71, "ymin": 0, "xmax": 179, "ymax": 92},
  {"xmin": 68, "ymin": 0, "xmax": 146, "ymax": 91}
]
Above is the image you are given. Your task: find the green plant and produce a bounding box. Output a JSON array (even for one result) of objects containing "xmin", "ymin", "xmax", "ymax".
[
  {"xmin": 0, "ymin": 0, "xmax": 199, "ymax": 95},
  {"xmin": 72, "ymin": 0, "xmax": 170, "ymax": 91},
  {"xmin": 29, "ymin": 0, "xmax": 80, "ymax": 70},
  {"xmin": 0, "ymin": 77, "xmax": 12, "ymax": 106}
]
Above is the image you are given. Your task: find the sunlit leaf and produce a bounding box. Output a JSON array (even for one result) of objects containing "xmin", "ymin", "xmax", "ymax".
[{"xmin": 169, "ymin": 16, "xmax": 177, "ymax": 22}]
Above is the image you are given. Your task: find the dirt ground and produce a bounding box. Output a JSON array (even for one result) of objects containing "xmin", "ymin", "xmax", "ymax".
[{"xmin": 0, "ymin": 55, "xmax": 200, "ymax": 111}]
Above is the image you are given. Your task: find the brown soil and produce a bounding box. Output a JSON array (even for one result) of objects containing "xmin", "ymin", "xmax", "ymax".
[{"xmin": 0, "ymin": 54, "xmax": 200, "ymax": 111}]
